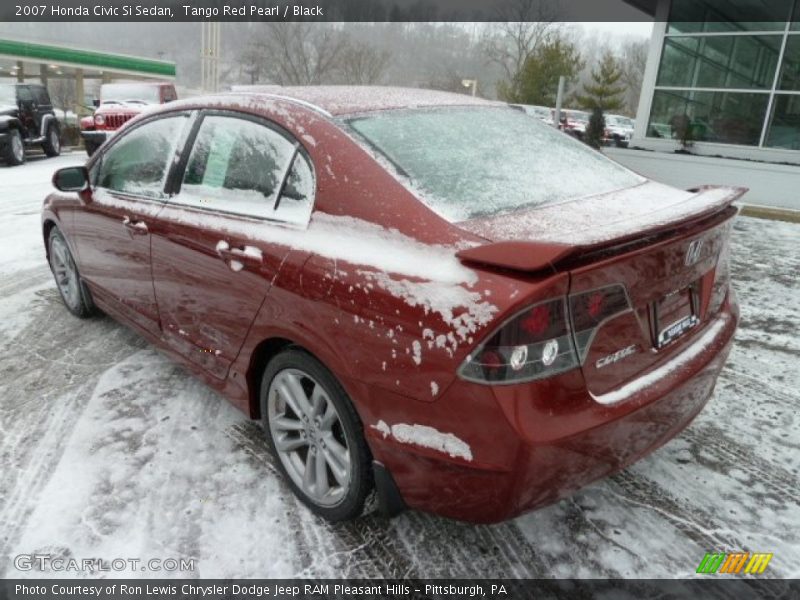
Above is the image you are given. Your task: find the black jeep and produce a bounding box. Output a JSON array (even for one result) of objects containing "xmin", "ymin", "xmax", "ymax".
[{"xmin": 0, "ymin": 83, "xmax": 61, "ymax": 166}]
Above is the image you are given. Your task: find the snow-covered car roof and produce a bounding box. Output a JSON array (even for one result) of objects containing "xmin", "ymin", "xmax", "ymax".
[{"xmin": 226, "ymin": 85, "xmax": 500, "ymax": 116}]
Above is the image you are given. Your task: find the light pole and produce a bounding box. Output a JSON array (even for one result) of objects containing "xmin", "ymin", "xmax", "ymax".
[
  {"xmin": 461, "ymin": 79, "xmax": 477, "ymax": 97},
  {"xmin": 201, "ymin": 22, "xmax": 221, "ymax": 92}
]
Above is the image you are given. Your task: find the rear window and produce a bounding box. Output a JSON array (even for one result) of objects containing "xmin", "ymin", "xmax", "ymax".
[{"xmin": 347, "ymin": 107, "xmax": 642, "ymax": 221}]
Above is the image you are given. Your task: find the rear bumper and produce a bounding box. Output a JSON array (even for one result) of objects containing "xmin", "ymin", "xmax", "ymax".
[{"xmin": 366, "ymin": 301, "xmax": 738, "ymax": 523}]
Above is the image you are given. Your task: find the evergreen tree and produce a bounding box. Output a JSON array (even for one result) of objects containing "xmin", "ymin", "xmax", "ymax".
[
  {"xmin": 498, "ymin": 37, "xmax": 583, "ymax": 106},
  {"xmin": 576, "ymin": 50, "xmax": 626, "ymax": 113},
  {"xmin": 586, "ymin": 107, "xmax": 606, "ymax": 149}
]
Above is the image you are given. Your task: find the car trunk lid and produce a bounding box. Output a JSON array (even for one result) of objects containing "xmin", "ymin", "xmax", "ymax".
[{"xmin": 457, "ymin": 181, "xmax": 744, "ymax": 396}]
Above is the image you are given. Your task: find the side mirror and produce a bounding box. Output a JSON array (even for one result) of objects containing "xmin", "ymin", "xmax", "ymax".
[
  {"xmin": 52, "ymin": 166, "xmax": 90, "ymax": 193},
  {"xmin": 93, "ymin": 98, "xmax": 100, "ymax": 108}
]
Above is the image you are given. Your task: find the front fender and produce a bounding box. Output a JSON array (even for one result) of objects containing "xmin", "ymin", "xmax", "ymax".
[{"xmin": 0, "ymin": 114, "xmax": 20, "ymax": 131}]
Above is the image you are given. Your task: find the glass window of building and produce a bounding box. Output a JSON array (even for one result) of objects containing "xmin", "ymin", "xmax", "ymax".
[
  {"xmin": 648, "ymin": 90, "xmax": 769, "ymax": 146},
  {"xmin": 647, "ymin": 0, "xmax": 800, "ymax": 151},
  {"xmin": 668, "ymin": 0, "xmax": 794, "ymax": 34},
  {"xmin": 765, "ymin": 95, "xmax": 800, "ymax": 149}
]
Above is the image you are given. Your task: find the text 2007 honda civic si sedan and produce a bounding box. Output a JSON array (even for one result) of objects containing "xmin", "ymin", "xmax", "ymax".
[{"xmin": 42, "ymin": 87, "xmax": 742, "ymax": 523}]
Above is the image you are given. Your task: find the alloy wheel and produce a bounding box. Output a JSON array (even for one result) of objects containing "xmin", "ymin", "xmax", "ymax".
[
  {"xmin": 50, "ymin": 235, "xmax": 80, "ymax": 311},
  {"xmin": 267, "ymin": 368, "xmax": 351, "ymax": 507},
  {"xmin": 49, "ymin": 128, "xmax": 60, "ymax": 153},
  {"xmin": 11, "ymin": 133, "xmax": 24, "ymax": 163}
]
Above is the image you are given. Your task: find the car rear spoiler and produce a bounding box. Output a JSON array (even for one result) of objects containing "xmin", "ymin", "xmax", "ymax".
[{"xmin": 456, "ymin": 186, "xmax": 747, "ymax": 275}]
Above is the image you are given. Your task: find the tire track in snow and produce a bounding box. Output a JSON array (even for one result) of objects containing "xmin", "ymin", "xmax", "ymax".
[
  {"xmin": 0, "ymin": 293, "xmax": 145, "ymax": 574},
  {"xmin": 0, "ymin": 266, "xmax": 50, "ymax": 298},
  {"xmin": 606, "ymin": 470, "xmax": 739, "ymax": 552},
  {"xmin": 226, "ymin": 421, "xmax": 416, "ymax": 578},
  {"xmin": 389, "ymin": 510, "xmax": 547, "ymax": 578},
  {"xmin": 680, "ymin": 425, "xmax": 800, "ymax": 503}
]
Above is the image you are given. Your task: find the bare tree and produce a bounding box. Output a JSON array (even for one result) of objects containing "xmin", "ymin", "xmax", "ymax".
[
  {"xmin": 48, "ymin": 78, "xmax": 76, "ymax": 114},
  {"xmin": 339, "ymin": 41, "xmax": 391, "ymax": 85},
  {"xmin": 249, "ymin": 23, "xmax": 351, "ymax": 85},
  {"xmin": 482, "ymin": 0, "xmax": 562, "ymax": 99}
]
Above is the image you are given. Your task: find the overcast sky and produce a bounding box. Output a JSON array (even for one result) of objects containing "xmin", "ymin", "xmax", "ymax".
[{"xmin": 582, "ymin": 21, "xmax": 654, "ymax": 38}]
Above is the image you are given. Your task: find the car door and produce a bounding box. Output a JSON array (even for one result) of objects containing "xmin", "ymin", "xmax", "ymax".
[
  {"xmin": 73, "ymin": 112, "xmax": 194, "ymax": 337},
  {"xmin": 148, "ymin": 111, "xmax": 315, "ymax": 380},
  {"xmin": 30, "ymin": 85, "xmax": 52, "ymax": 133}
]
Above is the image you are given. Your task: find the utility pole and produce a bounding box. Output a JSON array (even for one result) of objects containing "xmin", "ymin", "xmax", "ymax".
[
  {"xmin": 554, "ymin": 75, "xmax": 566, "ymax": 127},
  {"xmin": 201, "ymin": 22, "xmax": 221, "ymax": 92}
]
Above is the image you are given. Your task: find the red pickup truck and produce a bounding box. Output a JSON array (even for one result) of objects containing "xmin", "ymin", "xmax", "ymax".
[{"xmin": 80, "ymin": 81, "xmax": 177, "ymax": 155}]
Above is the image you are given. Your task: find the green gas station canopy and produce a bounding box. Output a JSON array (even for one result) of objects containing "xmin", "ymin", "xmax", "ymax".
[{"xmin": 0, "ymin": 38, "xmax": 175, "ymax": 78}]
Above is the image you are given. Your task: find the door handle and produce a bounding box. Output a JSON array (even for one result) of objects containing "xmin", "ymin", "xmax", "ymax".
[
  {"xmin": 122, "ymin": 216, "xmax": 148, "ymax": 235},
  {"xmin": 216, "ymin": 241, "xmax": 263, "ymax": 270}
]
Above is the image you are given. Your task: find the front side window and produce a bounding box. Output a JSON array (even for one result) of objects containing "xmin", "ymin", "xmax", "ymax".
[
  {"xmin": 178, "ymin": 115, "xmax": 315, "ymax": 224},
  {"xmin": 348, "ymin": 107, "xmax": 641, "ymax": 221},
  {"xmin": 96, "ymin": 115, "xmax": 189, "ymax": 197}
]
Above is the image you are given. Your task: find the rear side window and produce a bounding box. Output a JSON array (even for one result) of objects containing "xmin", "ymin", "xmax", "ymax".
[
  {"xmin": 32, "ymin": 86, "xmax": 50, "ymax": 105},
  {"xmin": 178, "ymin": 115, "xmax": 315, "ymax": 224},
  {"xmin": 96, "ymin": 115, "xmax": 189, "ymax": 198}
]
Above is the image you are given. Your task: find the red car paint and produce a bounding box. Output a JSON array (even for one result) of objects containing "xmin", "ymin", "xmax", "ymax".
[{"xmin": 43, "ymin": 87, "xmax": 741, "ymax": 523}]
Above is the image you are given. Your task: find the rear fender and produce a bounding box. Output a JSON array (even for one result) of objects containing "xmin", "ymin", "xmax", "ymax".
[{"xmin": 40, "ymin": 113, "xmax": 58, "ymax": 136}]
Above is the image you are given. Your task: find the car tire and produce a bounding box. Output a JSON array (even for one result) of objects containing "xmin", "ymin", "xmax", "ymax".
[
  {"xmin": 42, "ymin": 124, "xmax": 61, "ymax": 157},
  {"xmin": 4, "ymin": 129, "xmax": 25, "ymax": 166},
  {"xmin": 84, "ymin": 140, "xmax": 99, "ymax": 157},
  {"xmin": 48, "ymin": 228, "xmax": 96, "ymax": 318},
  {"xmin": 260, "ymin": 348, "xmax": 373, "ymax": 522}
]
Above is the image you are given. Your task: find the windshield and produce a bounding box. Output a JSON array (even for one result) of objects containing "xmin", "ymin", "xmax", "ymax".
[
  {"xmin": 566, "ymin": 111, "xmax": 589, "ymax": 122},
  {"xmin": 101, "ymin": 83, "xmax": 160, "ymax": 104},
  {"xmin": 608, "ymin": 116, "xmax": 634, "ymax": 128},
  {"xmin": 348, "ymin": 107, "xmax": 642, "ymax": 221},
  {"xmin": 0, "ymin": 84, "xmax": 16, "ymax": 105}
]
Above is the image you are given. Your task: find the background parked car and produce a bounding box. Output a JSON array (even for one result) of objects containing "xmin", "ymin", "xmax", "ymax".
[
  {"xmin": 80, "ymin": 81, "xmax": 177, "ymax": 156},
  {"xmin": 604, "ymin": 114, "xmax": 635, "ymax": 148},
  {"xmin": 510, "ymin": 104, "xmax": 553, "ymax": 125},
  {"xmin": 560, "ymin": 109, "xmax": 589, "ymax": 139},
  {"xmin": 0, "ymin": 83, "xmax": 61, "ymax": 166}
]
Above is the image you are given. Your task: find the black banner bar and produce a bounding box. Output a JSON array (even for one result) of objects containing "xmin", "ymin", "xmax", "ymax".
[
  {"xmin": 3, "ymin": 0, "xmax": 797, "ymax": 22},
  {"xmin": 2, "ymin": 579, "xmax": 799, "ymax": 600}
]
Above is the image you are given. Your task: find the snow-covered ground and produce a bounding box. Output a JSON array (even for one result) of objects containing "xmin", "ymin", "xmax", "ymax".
[{"xmin": 1, "ymin": 155, "xmax": 798, "ymax": 579}]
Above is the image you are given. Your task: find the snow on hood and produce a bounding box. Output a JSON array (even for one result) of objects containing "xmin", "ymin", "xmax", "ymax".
[{"xmin": 460, "ymin": 181, "xmax": 744, "ymax": 246}]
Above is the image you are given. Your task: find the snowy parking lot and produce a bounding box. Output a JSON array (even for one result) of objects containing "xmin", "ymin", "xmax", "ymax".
[{"xmin": 1, "ymin": 154, "xmax": 798, "ymax": 579}]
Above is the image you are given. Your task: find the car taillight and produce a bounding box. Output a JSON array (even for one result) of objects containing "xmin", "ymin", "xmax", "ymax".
[
  {"xmin": 94, "ymin": 114, "xmax": 105, "ymax": 126},
  {"xmin": 569, "ymin": 285, "xmax": 632, "ymax": 362},
  {"xmin": 459, "ymin": 298, "xmax": 579, "ymax": 384}
]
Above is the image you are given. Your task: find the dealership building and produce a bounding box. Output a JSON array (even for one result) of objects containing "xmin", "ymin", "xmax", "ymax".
[{"xmin": 614, "ymin": 0, "xmax": 800, "ymax": 212}]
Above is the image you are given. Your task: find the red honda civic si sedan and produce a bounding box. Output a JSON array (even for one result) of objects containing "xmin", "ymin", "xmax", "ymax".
[{"xmin": 42, "ymin": 87, "xmax": 742, "ymax": 523}]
